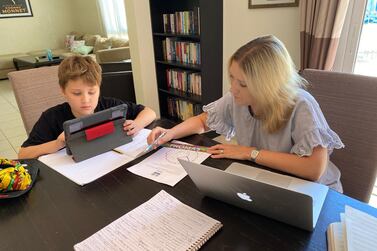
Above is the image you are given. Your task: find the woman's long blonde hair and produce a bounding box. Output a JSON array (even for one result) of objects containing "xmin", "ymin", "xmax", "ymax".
[{"xmin": 229, "ymin": 35, "xmax": 306, "ymax": 133}]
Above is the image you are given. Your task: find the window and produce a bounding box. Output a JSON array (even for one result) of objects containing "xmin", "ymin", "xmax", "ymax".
[
  {"xmin": 334, "ymin": 0, "xmax": 377, "ymax": 77},
  {"xmin": 97, "ymin": 0, "xmax": 128, "ymax": 39},
  {"xmin": 354, "ymin": 0, "xmax": 377, "ymax": 76}
]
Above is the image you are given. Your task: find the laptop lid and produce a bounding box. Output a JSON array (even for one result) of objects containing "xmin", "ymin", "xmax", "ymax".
[
  {"xmin": 179, "ymin": 159, "xmax": 328, "ymax": 231},
  {"xmin": 63, "ymin": 104, "xmax": 132, "ymax": 162}
]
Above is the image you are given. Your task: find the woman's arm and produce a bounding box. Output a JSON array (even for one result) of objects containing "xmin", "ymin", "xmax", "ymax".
[
  {"xmin": 147, "ymin": 112, "xmax": 209, "ymax": 145},
  {"xmin": 208, "ymin": 144, "xmax": 328, "ymax": 181},
  {"xmin": 256, "ymin": 146, "xmax": 328, "ymax": 181},
  {"xmin": 18, "ymin": 132, "xmax": 65, "ymax": 159}
]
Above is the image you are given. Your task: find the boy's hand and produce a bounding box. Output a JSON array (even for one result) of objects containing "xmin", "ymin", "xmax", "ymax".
[
  {"xmin": 56, "ymin": 132, "xmax": 66, "ymax": 149},
  {"xmin": 124, "ymin": 120, "xmax": 142, "ymax": 136}
]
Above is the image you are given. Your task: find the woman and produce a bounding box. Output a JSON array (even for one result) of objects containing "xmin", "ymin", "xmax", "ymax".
[{"xmin": 148, "ymin": 35, "xmax": 344, "ymax": 191}]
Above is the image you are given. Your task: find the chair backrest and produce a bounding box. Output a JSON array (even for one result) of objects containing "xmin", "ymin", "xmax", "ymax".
[
  {"xmin": 101, "ymin": 70, "xmax": 136, "ymax": 103},
  {"xmin": 302, "ymin": 69, "xmax": 377, "ymax": 202},
  {"xmin": 8, "ymin": 66, "xmax": 65, "ymax": 135}
]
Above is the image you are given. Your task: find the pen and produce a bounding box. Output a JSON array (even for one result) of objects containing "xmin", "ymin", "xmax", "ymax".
[
  {"xmin": 136, "ymin": 131, "xmax": 167, "ymax": 158},
  {"xmin": 146, "ymin": 131, "xmax": 167, "ymax": 152},
  {"xmin": 162, "ymin": 142, "xmax": 208, "ymax": 152}
]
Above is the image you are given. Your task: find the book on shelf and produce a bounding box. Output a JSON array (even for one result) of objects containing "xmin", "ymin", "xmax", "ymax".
[
  {"xmin": 74, "ymin": 190, "xmax": 222, "ymax": 251},
  {"xmin": 167, "ymin": 97, "xmax": 202, "ymax": 121},
  {"xmin": 327, "ymin": 205, "xmax": 377, "ymax": 251},
  {"xmin": 163, "ymin": 37, "xmax": 201, "ymax": 65},
  {"xmin": 162, "ymin": 7, "xmax": 200, "ymax": 35},
  {"xmin": 166, "ymin": 68, "xmax": 201, "ymax": 96}
]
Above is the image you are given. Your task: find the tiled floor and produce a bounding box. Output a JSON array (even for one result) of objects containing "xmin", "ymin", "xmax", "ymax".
[
  {"xmin": 0, "ymin": 78, "xmax": 376, "ymax": 207},
  {"xmin": 0, "ymin": 79, "xmax": 27, "ymax": 159}
]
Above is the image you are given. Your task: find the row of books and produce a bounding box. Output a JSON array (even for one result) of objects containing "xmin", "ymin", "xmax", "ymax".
[
  {"xmin": 166, "ymin": 69, "xmax": 201, "ymax": 96},
  {"xmin": 162, "ymin": 38, "xmax": 201, "ymax": 65},
  {"xmin": 167, "ymin": 97, "xmax": 202, "ymax": 121},
  {"xmin": 162, "ymin": 8, "xmax": 200, "ymax": 35}
]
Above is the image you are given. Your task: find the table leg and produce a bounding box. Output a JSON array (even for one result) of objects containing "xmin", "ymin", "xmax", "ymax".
[{"xmin": 13, "ymin": 58, "xmax": 20, "ymax": 71}]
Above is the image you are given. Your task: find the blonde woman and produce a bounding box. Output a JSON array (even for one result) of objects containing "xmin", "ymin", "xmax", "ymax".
[{"xmin": 148, "ymin": 35, "xmax": 344, "ymax": 191}]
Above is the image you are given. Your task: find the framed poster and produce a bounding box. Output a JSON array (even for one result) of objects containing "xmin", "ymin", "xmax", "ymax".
[
  {"xmin": 0, "ymin": 0, "xmax": 33, "ymax": 18},
  {"xmin": 249, "ymin": 0, "xmax": 299, "ymax": 9}
]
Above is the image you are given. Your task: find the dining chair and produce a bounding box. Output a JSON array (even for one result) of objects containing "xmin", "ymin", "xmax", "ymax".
[
  {"xmin": 303, "ymin": 69, "xmax": 377, "ymax": 202},
  {"xmin": 8, "ymin": 66, "xmax": 65, "ymax": 135}
]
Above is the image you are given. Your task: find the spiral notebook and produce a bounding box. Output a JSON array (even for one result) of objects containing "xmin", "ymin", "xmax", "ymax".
[{"xmin": 74, "ymin": 190, "xmax": 222, "ymax": 251}]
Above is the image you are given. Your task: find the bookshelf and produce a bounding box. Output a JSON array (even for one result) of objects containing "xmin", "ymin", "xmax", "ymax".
[{"xmin": 149, "ymin": 0, "xmax": 223, "ymax": 121}]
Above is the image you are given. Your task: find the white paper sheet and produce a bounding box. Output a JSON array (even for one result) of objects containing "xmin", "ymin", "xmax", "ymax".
[
  {"xmin": 38, "ymin": 129, "xmax": 151, "ymax": 186},
  {"xmin": 345, "ymin": 205, "xmax": 377, "ymax": 251},
  {"xmin": 127, "ymin": 141, "xmax": 210, "ymax": 186},
  {"xmin": 74, "ymin": 190, "xmax": 222, "ymax": 251}
]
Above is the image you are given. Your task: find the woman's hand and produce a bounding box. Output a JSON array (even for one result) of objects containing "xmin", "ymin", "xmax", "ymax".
[
  {"xmin": 208, "ymin": 144, "xmax": 255, "ymax": 160},
  {"xmin": 147, "ymin": 126, "xmax": 174, "ymax": 147},
  {"xmin": 123, "ymin": 120, "xmax": 142, "ymax": 136}
]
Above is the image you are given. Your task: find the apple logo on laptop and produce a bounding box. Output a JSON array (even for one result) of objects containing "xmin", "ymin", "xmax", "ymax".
[{"xmin": 237, "ymin": 192, "xmax": 252, "ymax": 202}]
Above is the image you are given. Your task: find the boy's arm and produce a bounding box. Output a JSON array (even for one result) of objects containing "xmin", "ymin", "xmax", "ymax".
[
  {"xmin": 123, "ymin": 106, "xmax": 156, "ymax": 135},
  {"xmin": 18, "ymin": 133, "xmax": 65, "ymax": 159},
  {"xmin": 134, "ymin": 106, "xmax": 156, "ymax": 128}
]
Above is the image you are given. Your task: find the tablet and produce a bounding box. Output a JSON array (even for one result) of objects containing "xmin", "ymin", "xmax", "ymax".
[{"xmin": 63, "ymin": 104, "xmax": 132, "ymax": 162}]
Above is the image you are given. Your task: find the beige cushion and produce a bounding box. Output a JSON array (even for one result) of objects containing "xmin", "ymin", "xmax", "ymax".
[
  {"xmin": 8, "ymin": 66, "xmax": 66, "ymax": 134},
  {"xmin": 110, "ymin": 37, "xmax": 129, "ymax": 48},
  {"xmin": 82, "ymin": 34, "xmax": 101, "ymax": 46},
  {"xmin": 0, "ymin": 53, "xmax": 28, "ymax": 69},
  {"xmin": 69, "ymin": 31, "xmax": 84, "ymax": 40},
  {"xmin": 93, "ymin": 38, "xmax": 112, "ymax": 53}
]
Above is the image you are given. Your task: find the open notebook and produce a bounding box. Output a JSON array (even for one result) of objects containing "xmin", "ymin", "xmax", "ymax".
[
  {"xmin": 74, "ymin": 190, "xmax": 222, "ymax": 251},
  {"xmin": 327, "ymin": 205, "xmax": 377, "ymax": 251}
]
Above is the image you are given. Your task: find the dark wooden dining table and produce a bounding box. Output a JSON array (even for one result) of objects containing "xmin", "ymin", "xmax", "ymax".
[{"xmin": 1, "ymin": 119, "xmax": 376, "ymax": 251}]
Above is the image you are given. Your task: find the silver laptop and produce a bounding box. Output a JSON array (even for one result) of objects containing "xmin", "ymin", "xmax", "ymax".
[{"xmin": 179, "ymin": 159, "xmax": 328, "ymax": 231}]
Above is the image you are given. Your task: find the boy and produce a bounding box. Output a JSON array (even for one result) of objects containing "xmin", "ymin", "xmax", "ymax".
[{"xmin": 18, "ymin": 56, "xmax": 156, "ymax": 159}]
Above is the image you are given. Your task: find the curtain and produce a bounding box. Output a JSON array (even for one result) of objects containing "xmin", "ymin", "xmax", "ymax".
[
  {"xmin": 300, "ymin": 0, "xmax": 350, "ymax": 70},
  {"xmin": 97, "ymin": 0, "xmax": 128, "ymax": 39}
]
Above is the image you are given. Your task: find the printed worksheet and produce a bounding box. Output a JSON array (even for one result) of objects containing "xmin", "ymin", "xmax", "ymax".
[
  {"xmin": 127, "ymin": 141, "xmax": 210, "ymax": 186},
  {"xmin": 39, "ymin": 129, "xmax": 150, "ymax": 185}
]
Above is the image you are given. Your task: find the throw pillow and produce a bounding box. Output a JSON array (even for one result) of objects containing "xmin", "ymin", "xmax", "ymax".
[
  {"xmin": 70, "ymin": 40, "xmax": 85, "ymax": 52},
  {"xmin": 64, "ymin": 35, "xmax": 75, "ymax": 49},
  {"xmin": 69, "ymin": 31, "xmax": 84, "ymax": 40},
  {"xmin": 110, "ymin": 37, "xmax": 129, "ymax": 48},
  {"xmin": 93, "ymin": 38, "xmax": 112, "ymax": 53},
  {"xmin": 72, "ymin": 45, "xmax": 94, "ymax": 55},
  {"xmin": 82, "ymin": 34, "xmax": 101, "ymax": 46}
]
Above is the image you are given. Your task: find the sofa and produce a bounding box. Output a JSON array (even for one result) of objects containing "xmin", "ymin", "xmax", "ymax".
[{"xmin": 0, "ymin": 32, "xmax": 130, "ymax": 79}]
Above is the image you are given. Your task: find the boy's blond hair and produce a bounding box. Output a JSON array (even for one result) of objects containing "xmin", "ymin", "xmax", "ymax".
[
  {"xmin": 58, "ymin": 55, "xmax": 102, "ymax": 89},
  {"xmin": 229, "ymin": 35, "xmax": 307, "ymax": 133}
]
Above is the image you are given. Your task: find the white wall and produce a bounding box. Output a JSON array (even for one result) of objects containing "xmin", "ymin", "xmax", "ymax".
[
  {"xmin": 0, "ymin": 0, "xmax": 75, "ymax": 55},
  {"xmin": 124, "ymin": 0, "xmax": 160, "ymax": 117},
  {"xmin": 0, "ymin": 0, "xmax": 104, "ymax": 55},
  {"xmin": 223, "ymin": 0, "xmax": 300, "ymax": 93},
  {"xmin": 73, "ymin": 0, "xmax": 105, "ymax": 36}
]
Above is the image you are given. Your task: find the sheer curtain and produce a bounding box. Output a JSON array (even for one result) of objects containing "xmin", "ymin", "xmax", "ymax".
[
  {"xmin": 300, "ymin": 0, "xmax": 350, "ymax": 70},
  {"xmin": 97, "ymin": 0, "xmax": 128, "ymax": 39}
]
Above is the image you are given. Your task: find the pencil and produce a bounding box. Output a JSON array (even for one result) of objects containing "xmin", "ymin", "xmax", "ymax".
[
  {"xmin": 112, "ymin": 149, "xmax": 125, "ymax": 155},
  {"xmin": 162, "ymin": 142, "xmax": 208, "ymax": 152}
]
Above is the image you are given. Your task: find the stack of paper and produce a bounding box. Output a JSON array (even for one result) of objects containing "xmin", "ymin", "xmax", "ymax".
[{"xmin": 327, "ymin": 205, "xmax": 377, "ymax": 251}]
